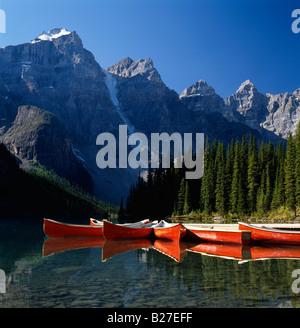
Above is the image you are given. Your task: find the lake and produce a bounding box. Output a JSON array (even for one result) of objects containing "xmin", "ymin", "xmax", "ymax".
[{"xmin": 1, "ymin": 219, "xmax": 300, "ymax": 308}]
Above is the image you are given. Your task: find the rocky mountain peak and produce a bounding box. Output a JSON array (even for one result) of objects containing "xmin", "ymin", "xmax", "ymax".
[
  {"xmin": 107, "ymin": 57, "xmax": 162, "ymax": 82},
  {"xmin": 106, "ymin": 57, "xmax": 134, "ymax": 76},
  {"xmin": 236, "ymin": 79, "xmax": 257, "ymax": 94},
  {"xmin": 180, "ymin": 80, "xmax": 216, "ymax": 98},
  {"xmin": 31, "ymin": 28, "xmax": 72, "ymax": 43},
  {"xmin": 179, "ymin": 80, "xmax": 225, "ymax": 114}
]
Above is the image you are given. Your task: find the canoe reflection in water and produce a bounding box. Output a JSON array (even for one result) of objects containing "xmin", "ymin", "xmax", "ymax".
[
  {"xmin": 153, "ymin": 239, "xmax": 188, "ymax": 263},
  {"xmin": 101, "ymin": 239, "xmax": 153, "ymax": 262},
  {"xmin": 43, "ymin": 237, "xmax": 105, "ymax": 257},
  {"xmin": 43, "ymin": 237, "xmax": 300, "ymax": 264}
]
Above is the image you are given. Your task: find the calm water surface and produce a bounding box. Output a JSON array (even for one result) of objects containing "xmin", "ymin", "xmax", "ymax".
[{"xmin": 1, "ymin": 219, "xmax": 300, "ymax": 308}]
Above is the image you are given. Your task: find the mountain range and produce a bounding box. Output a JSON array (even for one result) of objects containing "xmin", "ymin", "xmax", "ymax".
[{"xmin": 0, "ymin": 28, "xmax": 299, "ymax": 204}]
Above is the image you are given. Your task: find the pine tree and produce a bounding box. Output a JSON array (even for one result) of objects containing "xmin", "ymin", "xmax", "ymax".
[
  {"xmin": 183, "ymin": 180, "xmax": 192, "ymax": 215},
  {"xmin": 248, "ymin": 136, "xmax": 259, "ymax": 213},
  {"xmin": 257, "ymin": 166, "xmax": 268, "ymax": 216},
  {"xmin": 237, "ymin": 172, "xmax": 246, "ymax": 215},
  {"xmin": 271, "ymin": 167, "xmax": 282, "ymax": 210},
  {"xmin": 266, "ymin": 141, "xmax": 276, "ymax": 190},
  {"xmin": 177, "ymin": 178, "xmax": 186, "ymax": 215},
  {"xmin": 271, "ymin": 142, "xmax": 286, "ymax": 210},
  {"xmin": 202, "ymin": 161, "xmax": 215, "ymax": 215},
  {"xmin": 256, "ymin": 184, "xmax": 266, "ymax": 217},
  {"xmin": 265, "ymin": 166, "xmax": 272, "ymax": 211},
  {"xmin": 239, "ymin": 136, "xmax": 249, "ymax": 213},
  {"xmin": 200, "ymin": 137, "xmax": 210, "ymax": 211},
  {"xmin": 125, "ymin": 185, "xmax": 134, "ymax": 219},
  {"xmin": 215, "ymin": 142, "xmax": 226, "ymax": 215},
  {"xmin": 230, "ymin": 141, "xmax": 240, "ymax": 214},
  {"xmin": 295, "ymin": 122, "xmax": 300, "ymax": 210},
  {"xmin": 285, "ymin": 134, "xmax": 296, "ymax": 214},
  {"xmin": 118, "ymin": 197, "xmax": 126, "ymax": 222},
  {"xmin": 224, "ymin": 140, "xmax": 235, "ymax": 213}
]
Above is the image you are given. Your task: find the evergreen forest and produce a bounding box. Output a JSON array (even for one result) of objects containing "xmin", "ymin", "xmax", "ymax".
[
  {"xmin": 0, "ymin": 143, "xmax": 116, "ymax": 220},
  {"xmin": 125, "ymin": 122, "xmax": 300, "ymax": 221}
]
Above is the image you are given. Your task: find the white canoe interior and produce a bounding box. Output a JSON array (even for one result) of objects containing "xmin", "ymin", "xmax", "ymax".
[
  {"xmin": 90, "ymin": 218, "xmax": 103, "ymax": 226},
  {"xmin": 183, "ymin": 222, "xmax": 300, "ymax": 233},
  {"xmin": 91, "ymin": 218, "xmax": 300, "ymax": 232},
  {"xmin": 183, "ymin": 223, "xmax": 241, "ymax": 232},
  {"xmin": 91, "ymin": 219, "xmax": 155, "ymax": 228},
  {"xmin": 239, "ymin": 222, "xmax": 300, "ymax": 234},
  {"xmin": 153, "ymin": 220, "xmax": 179, "ymax": 229}
]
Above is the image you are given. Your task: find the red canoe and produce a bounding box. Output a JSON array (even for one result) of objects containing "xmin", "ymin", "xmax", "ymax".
[
  {"xmin": 43, "ymin": 218, "xmax": 103, "ymax": 238},
  {"xmin": 239, "ymin": 222, "xmax": 300, "ymax": 245},
  {"xmin": 153, "ymin": 220, "xmax": 187, "ymax": 241},
  {"xmin": 102, "ymin": 220, "xmax": 155, "ymax": 240},
  {"xmin": 184, "ymin": 224, "xmax": 252, "ymax": 245}
]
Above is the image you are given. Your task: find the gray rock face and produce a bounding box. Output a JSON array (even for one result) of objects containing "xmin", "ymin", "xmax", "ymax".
[
  {"xmin": 180, "ymin": 80, "xmax": 225, "ymax": 114},
  {"xmin": 107, "ymin": 57, "xmax": 182, "ymax": 134},
  {"xmin": 264, "ymin": 90, "xmax": 300, "ymax": 139},
  {"xmin": 2, "ymin": 105, "xmax": 92, "ymax": 191},
  {"xmin": 223, "ymin": 80, "xmax": 299, "ymax": 139},
  {"xmin": 107, "ymin": 57, "xmax": 162, "ymax": 83},
  {"xmin": 180, "ymin": 80, "xmax": 216, "ymax": 97},
  {"xmin": 107, "ymin": 61, "xmax": 262, "ymax": 147},
  {"xmin": 224, "ymin": 80, "xmax": 270, "ymax": 130},
  {"xmin": 180, "ymin": 79, "xmax": 299, "ymax": 141},
  {"xmin": 0, "ymin": 28, "xmax": 123, "ymax": 195},
  {"xmin": 0, "ymin": 28, "xmax": 122, "ymax": 144}
]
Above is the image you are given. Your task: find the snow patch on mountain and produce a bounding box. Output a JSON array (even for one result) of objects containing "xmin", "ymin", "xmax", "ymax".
[
  {"xmin": 102, "ymin": 69, "xmax": 135, "ymax": 134},
  {"xmin": 31, "ymin": 28, "xmax": 71, "ymax": 43}
]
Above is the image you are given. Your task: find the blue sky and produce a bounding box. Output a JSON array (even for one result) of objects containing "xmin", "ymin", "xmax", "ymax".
[{"xmin": 0, "ymin": 0, "xmax": 299, "ymax": 98}]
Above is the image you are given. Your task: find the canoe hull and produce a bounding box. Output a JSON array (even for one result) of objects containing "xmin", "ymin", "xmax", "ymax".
[
  {"xmin": 154, "ymin": 224, "xmax": 187, "ymax": 241},
  {"xmin": 103, "ymin": 220, "xmax": 154, "ymax": 240},
  {"xmin": 187, "ymin": 228, "xmax": 252, "ymax": 245},
  {"xmin": 43, "ymin": 219, "xmax": 103, "ymax": 238},
  {"xmin": 239, "ymin": 222, "xmax": 300, "ymax": 245}
]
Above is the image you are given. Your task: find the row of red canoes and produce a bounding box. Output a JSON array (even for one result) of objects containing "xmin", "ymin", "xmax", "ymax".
[
  {"xmin": 43, "ymin": 218, "xmax": 300, "ymax": 246},
  {"xmin": 43, "ymin": 218, "xmax": 186, "ymax": 242}
]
